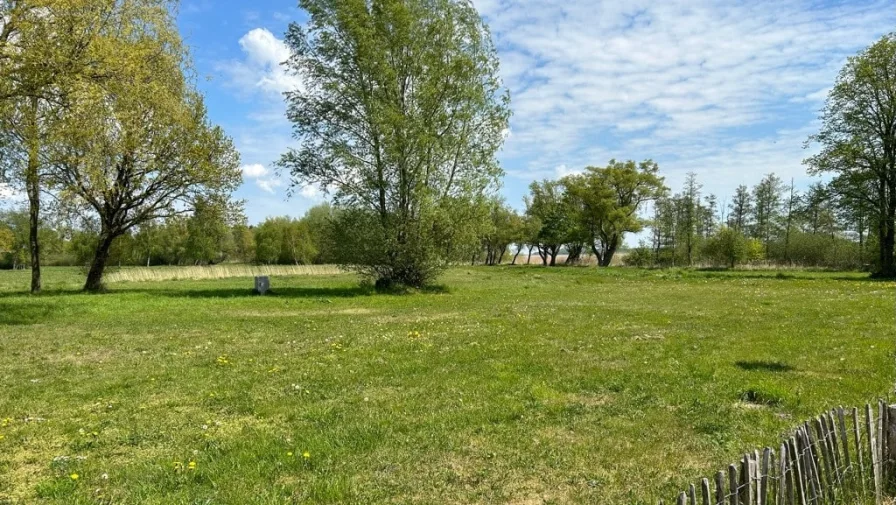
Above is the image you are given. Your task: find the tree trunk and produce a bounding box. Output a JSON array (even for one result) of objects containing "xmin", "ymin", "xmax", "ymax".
[
  {"xmin": 26, "ymin": 96, "xmax": 41, "ymax": 294},
  {"xmin": 84, "ymin": 233, "xmax": 117, "ymax": 292},
  {"xmin": 511, "ymin": 245, "xmax": 522, "ymax": 265},
  {"xmin": 599, "ymin": 242, "xmax": 618, "ymax": 267},
  {"xmin": 549, "ymin": 247, "xmax": 558, "ymax": 266}
]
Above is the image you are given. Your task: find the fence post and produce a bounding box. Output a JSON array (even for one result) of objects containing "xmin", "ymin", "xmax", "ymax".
[{"xmin": 886, "ymin": 405, "xmax": 896, "ymax": 492}]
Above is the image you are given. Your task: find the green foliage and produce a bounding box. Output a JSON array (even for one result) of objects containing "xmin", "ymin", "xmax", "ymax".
[
  {"xmin": 254, "ymin": 217, "xmax": 317, "ymax": 266},
  {"xmin": 701, "ymin": 227, "xmax": 750, "ymax": 268},
  {"xmin": 564, "ymin": 159, "xmax": 666, "ymax": 266},
  {"xmin": 279, "ymin": 0, "xmax": 510, "ymax": 287},
  {"xmin": 805, "ymin": 33, "xmax": 896, "ymax": 276}
]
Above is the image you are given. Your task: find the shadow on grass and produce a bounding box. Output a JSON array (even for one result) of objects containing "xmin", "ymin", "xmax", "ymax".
[
  {"xmin": 0, "ymin": 302, "xmax": 59, "ymax": 325},
  {"xmin": 110, "ymin": 284, "xmax": 450, "ymax": 299},
  {"xmin": 735, "ymin": 360, "xmax": 795, "ymax": 372}
]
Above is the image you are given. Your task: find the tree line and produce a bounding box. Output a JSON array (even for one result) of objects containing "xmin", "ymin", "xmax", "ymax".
[
  {"xmin": 2, "ymin": 0, "xmax": 895, "ymax": 290},
  {"xmin": 0, "ymin": 203, "xmax": 344, "ymax": 269}
]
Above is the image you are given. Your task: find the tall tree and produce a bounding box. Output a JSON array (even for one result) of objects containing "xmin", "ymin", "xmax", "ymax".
[
  {"xmin": 680, "ymin": 172, "xmax": 701, "ymax": 265},
  {"xmin": 279, "ymin": 0, "xmax": 510, "ymax": 288},
  {"xmin": 728, "ymin": 185, "xmax": 752, "ymax": 233},
  {"xmin": 49, "ymin": 1, "xmax": 240, "ymax": 291},
  {"xmin": 752, "ymin": 173, "xmax": 785, "ymax": 258},
  {"xmin": 806, "ymin": 34, "xmax": 896, "ymax": 276},
  {"xmin": 0, "ymin": 1, "xmax": 127, "ymax": 293}
]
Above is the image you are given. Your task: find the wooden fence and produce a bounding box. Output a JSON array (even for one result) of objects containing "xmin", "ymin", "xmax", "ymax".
[{"xmin": 663, "ymin": 401, "xmax": 895, "ymax": 505}]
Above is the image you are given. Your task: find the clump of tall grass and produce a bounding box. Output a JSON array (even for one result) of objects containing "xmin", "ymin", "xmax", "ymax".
[{"xmin": 105, "ymin": 264, "xmax": 344, "ymax": 283}]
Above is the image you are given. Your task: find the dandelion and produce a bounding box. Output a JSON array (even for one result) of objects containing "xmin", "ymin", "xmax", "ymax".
[
  {"xmin": 70, "ymin": 473, "xmax": 79, "ymax": 481},
  {"xmin": 1, "ymin": 418, "xmax": 10, "ymax": 427},
  {"xmin": 287, "ymin": 452, "xmax": 293, "ymax": 457},
  {"xmin": 216, "ymin": 355, "xmax": 230, "ymax": 365},
  {"xmin": 188, "ymin": 461, "xmax": 197, "ymax": 471},
  {"xmin": 101, "ymin": 473, "xmax": 109, "ymax": 480},
  {"xmin": 173, "ymin": 461, "xmax": 184, "ymax": 472},
  {"xmin": 302, "ymin": 451, "xmax": 310, "ymax": 459}
]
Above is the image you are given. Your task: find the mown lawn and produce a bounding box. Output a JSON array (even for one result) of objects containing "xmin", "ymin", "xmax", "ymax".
[{"xmin": 0, "ymin": 266, "xmax": 892, "ymax": 504}]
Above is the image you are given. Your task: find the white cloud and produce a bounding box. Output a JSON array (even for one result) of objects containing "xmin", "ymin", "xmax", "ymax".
[
  {"xmin": 240, "ymin": 163, "xmax": 270, "ymax": 178},
  {"xmin": 478, "ymin": 0, "xmax": 894, "ymax": 200},
  {"xmin": 256, "ymin": 178, "xmax": 283, "ymax": 194},
  {"xmin": 222, "ymin": 28, "xmax": 302, "ymax": 97}
]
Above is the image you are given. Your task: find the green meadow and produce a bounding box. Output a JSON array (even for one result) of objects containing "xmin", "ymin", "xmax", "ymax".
[{"xmin": 0, "ymin": 267, "xmax": 892, "ymax": 504}]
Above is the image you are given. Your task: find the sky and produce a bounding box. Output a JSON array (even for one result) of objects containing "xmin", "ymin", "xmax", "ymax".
[{"xmin": 4, "ymin": 0, "xmax": 896, "ymax": 236}]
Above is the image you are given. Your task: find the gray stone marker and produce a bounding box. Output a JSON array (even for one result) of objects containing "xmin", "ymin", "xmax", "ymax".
[{"xmin": 254, "ymin": 276, "xmax": 270, "ymax": 295}]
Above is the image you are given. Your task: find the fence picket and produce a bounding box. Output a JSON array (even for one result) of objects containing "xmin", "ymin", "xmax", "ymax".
[
  {"xmin": 853, "ymin": 407, "xmax": 865, "ymax": 493},
  {"xmin": 760, "ymin": 448, "xmax": 770, "ymax": 505},
  {"xmin": 702, "ymin": 478, "xmax": 712, "ymax": 505}
]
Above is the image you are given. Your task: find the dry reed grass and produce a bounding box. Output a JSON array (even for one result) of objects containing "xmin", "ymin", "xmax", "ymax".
[{"xmin": 105, "ymin": 264, "xmax": 344, "ymax": 283}]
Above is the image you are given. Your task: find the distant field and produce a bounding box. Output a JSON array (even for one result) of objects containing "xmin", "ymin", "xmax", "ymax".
[
  {"xmin": 0, "ymin": 266, "xmax": 892, "ymax": 504},
  {"xmin": 105, "ymin": 264, "xmax": 344, "ymax": 284}
]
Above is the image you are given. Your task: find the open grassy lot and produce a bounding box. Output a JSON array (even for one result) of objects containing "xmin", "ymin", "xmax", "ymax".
[{"xmin": 0, "ymin": 267, "xmax": 892, "ymax": 504}]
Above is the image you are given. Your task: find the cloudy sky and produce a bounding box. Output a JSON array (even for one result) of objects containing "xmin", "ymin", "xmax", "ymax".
[{"xmin": 4, "ymin": 0, "xmax": 895, "ymax": 229}]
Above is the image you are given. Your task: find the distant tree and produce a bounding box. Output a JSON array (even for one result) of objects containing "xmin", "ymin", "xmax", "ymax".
[
  {"xmin": 565, "ymin": 159, "xmax": 666, "ymax": 267},
  {"xmin": 752, "ymin": 173, "xmax": 785, "ymax": 258},
  {"xmin": 525, "ymin": 180, "xmax": 570, "ymax": 266},
  {"xmin": 231, "ymin": 224, "xmax": 256, "ymax": 264},
  {"xmin": 301, "ymin": 203, "xmax": 337, "ymax": 264},
  {"xmin": 806, "ymin": 34, "xmax": 896, "ymax": 277},
  {"xmin": 728, "ymin": 185, "xmax": 752, "ymax": 233},
  {"xmin": 279, "ymin": 0, "xmax": 510, "ymax": 288},
  {"xmin": 481, "ymin": 200, "xmax": 516, "ymax": 265},
  {"xmin": 254, "ymin": 217, "xmax": 316, "ymax": 265},
  {"xmin": 184, "ymin": 197, "xmax": 241, "ymax": 265},
  {"xmin": 680, "ymin": 172, "xmax": 702, "ymax": 265},
  {"xmin": 702, "ymin": 226, "xmax": 750, "ymax": 269}
]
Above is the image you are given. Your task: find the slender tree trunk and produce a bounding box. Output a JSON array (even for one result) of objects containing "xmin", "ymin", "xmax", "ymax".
[
  {"xmin": 26, "ymin": 96, "xmax": 41, "ymax": 294},
  {"xmin": 784, "ymin": 178, "xmax": 794, "ymax": 264},
  {"xmin": 511, "ymin": 245, "xmax": 522, "ymax": 265},
  {"xmin": 527, "ymin": 245, "xmax": 534, "ymax": 264},
  {"xmin": 84, "ymin": 232, "xmax": 117, "ymax": 292},
  {"xmin": 549, "ymin": 247, "xmax": 557, "ymax": 266}
]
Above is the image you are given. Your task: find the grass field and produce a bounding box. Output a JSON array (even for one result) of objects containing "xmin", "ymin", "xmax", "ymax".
[{"xmin": 0, "ymin": 266, "xmax": 892, "ymax": 504}]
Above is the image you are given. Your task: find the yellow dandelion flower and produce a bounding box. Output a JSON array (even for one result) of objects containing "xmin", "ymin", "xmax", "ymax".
[
  {"xmin": 173, "ymin": 461, "xmax": 184, "ymax": 471},
  {"xmin": 70, "ymin": 473, "xmax": 79, "ymax": 481},
  {"xmin": 188, "ymin": 461, "xmax": 197, "ymax": 470},
  {"xmin": 302, "ymin": 451, "xmax": 310, "ymax": 459},
  {"xmin": 287, "ymin": 451, "xmax": 293, "ymax": 457}
]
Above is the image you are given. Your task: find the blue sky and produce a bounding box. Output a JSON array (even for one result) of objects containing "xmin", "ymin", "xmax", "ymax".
[{"xmin": 6, "ymin": 1, "xmax": 892, "ymax": 236}]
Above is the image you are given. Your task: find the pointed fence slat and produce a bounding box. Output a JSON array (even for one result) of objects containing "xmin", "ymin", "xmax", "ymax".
[{"xmin": 662, "ymin": 403, "xmax": 892, "ymax": 505}]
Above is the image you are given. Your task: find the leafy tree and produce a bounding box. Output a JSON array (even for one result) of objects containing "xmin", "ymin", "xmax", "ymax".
[
  {"xmin": 254, "ymin": 217, "xmax": 316, "ymax": 265},
  {"xmin": 680, "ymin": 172, "xmax": 701, "ymax": 265},
  {"xmin": 702, "ymin": 226, "xmax": 750, "ymax": 269},
  {"xmin": 566, "ymin": 160, "xmax": 666, "ymax": 267},
  {"xmin": 728, "ymin": 185, "xmax": 752, "ymax": 233},
  {"xmin": 49, "ymin": 4, "xmax": 240, "ymax": 291},
  {"xmin": 806, "ymin": 33, "xmax": 896, "ymax": 276},
  {"xmin": 481, "ymin": 199, "xmax": 516, "ymax": 266},
  {"xmin": 525, "ymin": 180, "xmax": 570, "ymax": 266},
  {"xmin": 279, "ymin": 0, "xmax": 510, "ymax": 288},
  {"xmin": 0, "ymin": 1, "xmax": 153, "ymax": 292},
  {"xmin": 231, "ymin": 224, "xmax": 256, "ymax": 264},
  {"xmin": 184, "ymin": 197, "xmax": 241, "ymax": 265},
  {"xmin": 752, "ymin": 173, "xmax": 785, "ymax": 258}
]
